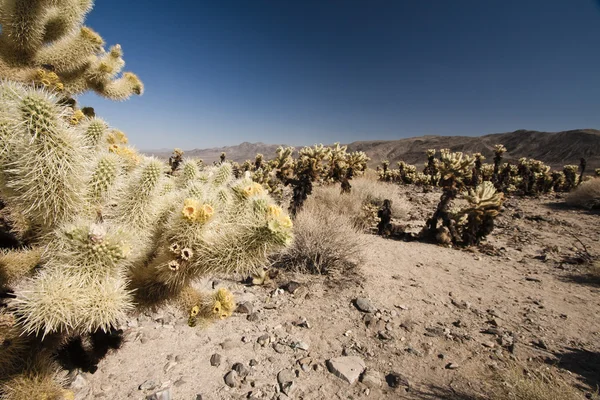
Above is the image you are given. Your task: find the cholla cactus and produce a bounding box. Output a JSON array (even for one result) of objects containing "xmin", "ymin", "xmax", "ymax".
[
  {"xmin": 595, "ymin": 168, "xmax": 600, "ymax": 177},
  {"xmin": 287, "ymin": 144, "xmax": 330, "ymax": 214},
  {"xmin": 470, "ymin": 153, "xmax": 485, "ymax": 187},
  {"xmin": 420, "ymin": 150, "xmax": 494, "ymax": 245},
  {"xmin": 168, "ymin": 148, "xmax": 184, "ymax": 175},
  {"xmin": 0, "ymin": 0, "xmax": 143, "ymax": 100},
  {"xmin": 0, "ymin": 84, "xmax": 87, "ymax": 233},
  {"xmin": 455, "ymin": 181, "xmax": 504, "ymax": 245},
  {"xmin": 423, "ymin": 149, "xmax": 439, "ymax": 186},
  {"xmin": 0, "ymin": 80, "xmax": 294, "ymax": 391},
  {"xmin": 492, "ymin": 144, "xmax": 507, "ymax": 189},
  {"xmin": 437, "ymin": 149, "xmax": 474, "ymax": 187},
  {"xmin": 563, "ymin": 165, "xmax": 579, "ymax": 191}
]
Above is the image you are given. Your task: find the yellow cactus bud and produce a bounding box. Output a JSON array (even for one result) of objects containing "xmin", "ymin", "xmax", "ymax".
[
  {"xmin": 182, "ymin": 198, "xmax": 201, "ymax": 221},
  {"xmin": 197, "ymin": 203, "xmax": 214, "ymax": 222},
  {"xmin": 267, "ymin": 204, "xmax": 282, "ymax": 217},
  {"xmin": 70, "ymin": 109, "xmax": 85, "ymax": 125},
  {"xmin": 212, "ymin": 300, "xmax": 222, "ymax": 315},
  {"xmin": 190, "ymin": 305, "xmax": 200, "ymax": 317}
]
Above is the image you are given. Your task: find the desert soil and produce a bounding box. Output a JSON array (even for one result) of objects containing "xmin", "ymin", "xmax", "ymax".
[{"xmin": 72, "ymin": 188, "xmax": 600, "ymax": 400}]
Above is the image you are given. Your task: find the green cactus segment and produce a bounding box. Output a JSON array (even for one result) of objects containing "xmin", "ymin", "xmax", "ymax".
[
  {"xmin": 87, "ymin": 153, "xmax": 120, "ymax": 203},
  {"xmin": 82, "ymin": 118, "xmax": 108, "ymax": 148},
  {"xmin": 1, "ymin": 87, "xmax": 85, "ymax": 230},
  {"xmin": 110, "ymin": 158, "xmax": 165, "ymax": 231},
  {"xmin": 212, "ymin": 162, "xmax": 233, "ymax": 186}
]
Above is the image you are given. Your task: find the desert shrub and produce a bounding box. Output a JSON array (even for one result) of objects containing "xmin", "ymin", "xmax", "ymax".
[
  {"xmin": 274, "ymin": 205, "xmax": 364, "ymax": 275},
  {"xmin": 566, "ymin": 178, "xmax": 600, "ymax": 209},
  {"xmin": 304, "ymin": 177, "xmax": 408, "ymax": 232},
  {"xmin": 490, "ymin": 363, "xmax": 593, "ymax": 400}
]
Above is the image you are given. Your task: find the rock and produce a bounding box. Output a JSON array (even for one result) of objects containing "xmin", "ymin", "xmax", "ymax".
[
  {"xmin": 354, "ymin": 297, "xmax": 376, "ymax": 313},
  {"xmin": 233, "ymin": 362, "xmax": 250, "ymax": 378},
  {"xmin": 70, "ymin": 374, "xmax": 87, "ymax": 391},
  {"xmin": 445, "ymin": 363, "xmax": 460, "ymax": 370},
  {"xmin": 424, "ymin": 326, "xmax": 445, "ymax": 337},
  {"xmin": 482, "ymin": 341, "xmax": 496, "ymax": 348},
  {"xmin": 273, "ymin": 342, "xmax": 287, "ymax": 354},
  {"xmin": 451, "ymin": 299, "xmax": 471, "ymax": 310},
  {"xmin": 283, "ymin": 281, "xmax": 301, "ymax": 294},
  {"xmin": 292, "ymin": 341, "xmax": 309, "ymax": 351},
  {"xmin": 385, "ymin": 372, "xmax": 410, "ymax": 389},
  {"xmin": 378, "ymin": 330, "xmax": 393, "ymax": 341},
  {"xmin": 326, "ymin": 356, "xmax": 366, "ymax": 384},
  {"xmin": 163, "ymin": 360, "xmax": 177, "ymax": 373},
  {"xmin": 195, "ymin": 395, "xmax": 203, "ymax": 400},
  {"xmin": 525, "ymin": 276, "xmax": 542, "ymax": 283},
  {"xmin": 257, "ymin": 334, "xmax": 271, "ymax": 346},
  {"xmin": 405, "ymin": 347, "xmax": 423, "ymax": 357},
  {"xmin": 360, "ymin": 369, "xmax": 383, "ymax": 388},
  {"xmin": 236, "ymin": 302, "xmax": 253, "ymax": 314},
  {"xmin": 533, "ymin": 338, "xmax": 548, "ymax": 349},
  {"xmin": 210, "ymin": 353, "xmax": 222, "ymax": 367},
  {"xmin": 247, "ymin": 312, "xmax": 259, "ymax": 322},
  {"xmin": 224, "ymin": 370, "xmax": 240, "ymax": 388},
  {"xmin": 220, "ymin": 339, "xmax": 238, "ymax": 350},
  {"xmin": 277, "ymin": 369, "xmax": 296, "ymax": 395},
  {"xmin": 146, "ymin": 388, "xmax": 171, "ymax": 400},
  {"xmin": 139, "ymin": 380, "xmax": 158, "ymax": 391},
  {"xmin": 292, "ymin": 316, "xmax": 311, "ymax": 328},
  {"xmin": 249, "ymin": 359, "xmax": 259, "ymax": 367},
  {"xmin": 400, "ymin": 321, "xmax": 416, "ymax": 333},
  {"xmin": 297, "ymin": 357, "xmax": 312, "ymax": 372}
]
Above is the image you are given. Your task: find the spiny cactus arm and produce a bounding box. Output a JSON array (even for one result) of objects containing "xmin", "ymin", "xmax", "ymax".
[
  {"xmin": 34, "ymin": 27, "xmax": 104, "ymax": 74},
  {"xmin": 84, "ymin": 44, "xmax": 125, "ymax": 83},
  {"xmin": 0, "ymin": 0, "xmax": 93, "ymax": 64},
  {"xmin": 0, "ymin": 247, "xmax": 43, "ymax": 286},
  {"xmin": 1, "ymin": 84, "xmax": 87, "ymax": 230},
  {"xmin": 10, "ymin": 270, "xmax": 86, "ymax": 337},
  {"xmin": 89, "ymin": 71, "xmax": 143, "ymax": 100},
  {"xmin": 39, "ymin": 0, "xmax": 94, "ymax": 44},
  {"xmin": 79, "ymin": 117, "xmax": 108, "ymax": 148},
  {"xmin": 0, "ymin": 366, "xmax": 72, "ymax": 400}
]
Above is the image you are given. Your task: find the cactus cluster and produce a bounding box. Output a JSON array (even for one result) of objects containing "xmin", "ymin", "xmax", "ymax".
[
  {"xmin": 381, "ymin": 146, "xmax": 589, "ymax": 196},
  {"xmin": 0, "ymin": 82, "xmax": 292, "ymax": 395},
  {"xmin": 231, "ymin": 143, "xmax": 369, "ymax": 215}
]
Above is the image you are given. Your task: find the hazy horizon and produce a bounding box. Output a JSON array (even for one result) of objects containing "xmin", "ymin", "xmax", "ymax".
[{"xmin": 79, "ymin": 1, "xmax": 600, "ymax": 150}]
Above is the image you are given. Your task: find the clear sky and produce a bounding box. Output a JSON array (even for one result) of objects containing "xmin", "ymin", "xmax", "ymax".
[{"xmin": 79, "ymin": 1, "xmax": 600, "ymax": 150}]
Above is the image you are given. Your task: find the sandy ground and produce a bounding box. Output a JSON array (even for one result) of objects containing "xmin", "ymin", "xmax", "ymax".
[{"xmin": 72, "ymin": 189, "xmax": 600, "ymax": 400}]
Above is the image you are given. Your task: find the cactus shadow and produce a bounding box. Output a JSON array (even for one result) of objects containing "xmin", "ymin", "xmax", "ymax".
[
  {"xmin": 544, "ymin": 347, "xmax": 600, "ymax": 390},
  {"xmin": 409, "ymin": 385, "xmax": 487, "ymax": 400},
  {"xmin": 559, "ymin": 272, "xmax": 600, "ymax": 288},
  {"xmin": 542, "ymin": 201, "xmax": 600, "ymax": 215}
]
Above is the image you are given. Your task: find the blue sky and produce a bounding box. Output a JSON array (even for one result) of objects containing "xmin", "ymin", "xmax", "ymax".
[{"xmin": 79, "ymin": 1, "xmax": 600, "ymax": 150}]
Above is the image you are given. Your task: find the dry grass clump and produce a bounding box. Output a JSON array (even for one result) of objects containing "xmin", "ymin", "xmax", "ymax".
[
  {"xmin": 306, "ymin": 177, "xmax": 408, "ymax": 232},
  {"xmin": 490, "ymin": 362, "xmax": 594, "ymax": 400},
  {"xmin": 566, "ymin": 178, "xmax": 600, "ymax": 209},
  {"xmin": 274, "ymin": 205, "xmax": 365, "ymax": 275}
]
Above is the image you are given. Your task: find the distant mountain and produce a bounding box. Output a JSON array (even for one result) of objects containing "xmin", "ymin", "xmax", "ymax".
[{"xmin": 145, "ymin": 129, "xmax": 600, "ymax": 170}]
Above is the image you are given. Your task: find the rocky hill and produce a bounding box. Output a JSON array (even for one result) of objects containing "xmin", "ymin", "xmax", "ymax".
[{"xmin": 146, "ymin": 129, "xmax": 600, "ymax": 170}]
